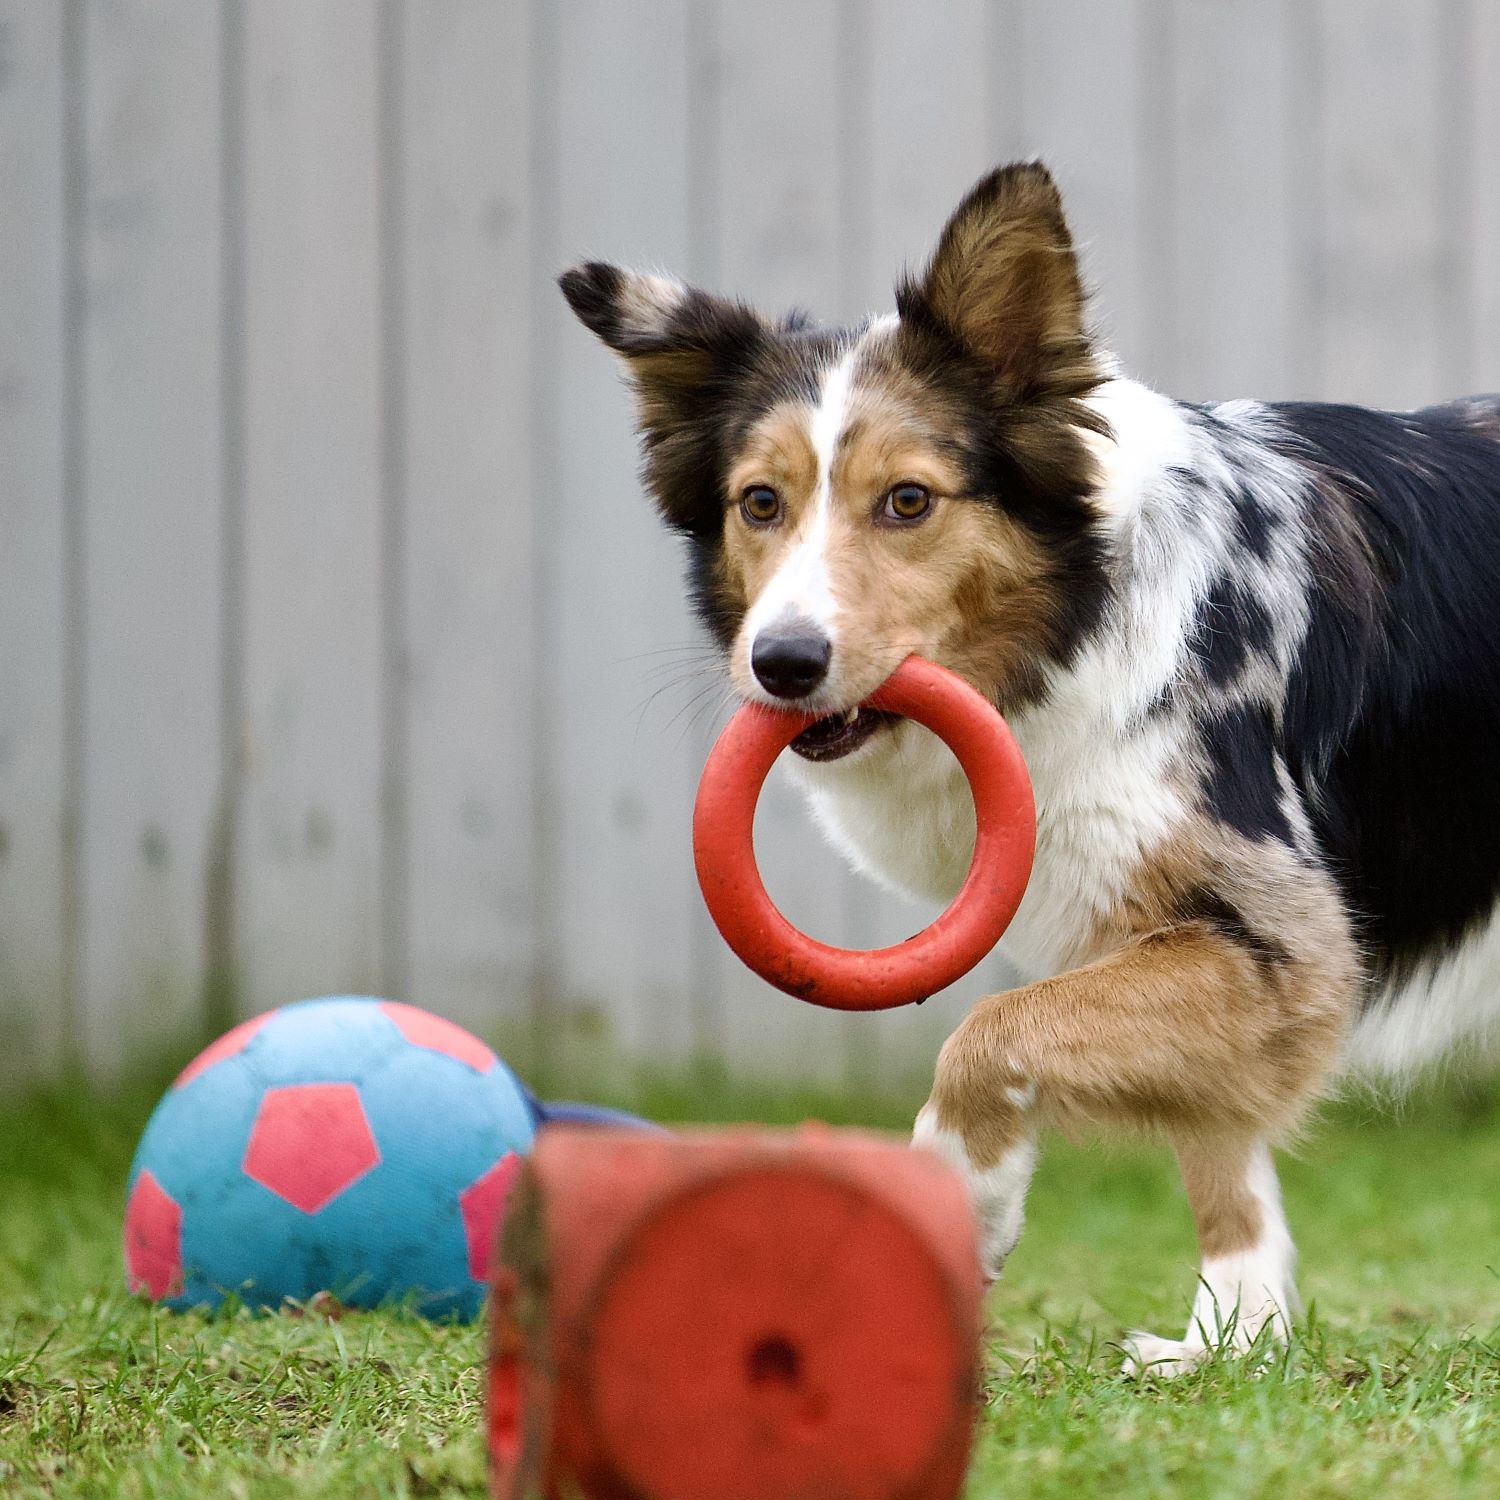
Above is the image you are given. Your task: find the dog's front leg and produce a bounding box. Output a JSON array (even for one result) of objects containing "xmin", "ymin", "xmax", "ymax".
[
  {"xmin": 913, "ymin": 1077, "xmax": 1038, "ymax": 1278},
  {"xmin": 912, "ymin": 920, "xmax": 1348, "ymax": 1370}
]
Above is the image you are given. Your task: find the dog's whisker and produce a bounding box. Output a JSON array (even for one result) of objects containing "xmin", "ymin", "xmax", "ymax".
[
  {"xmin": 657, "ymin": 678, "xmax": 732, "ymax": 746},
  {"xmin": 628, "ymin": 674, "xmax": 721, "ymax": 744}
]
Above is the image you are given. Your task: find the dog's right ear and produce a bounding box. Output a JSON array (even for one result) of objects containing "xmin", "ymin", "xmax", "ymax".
[
  {"xmin": 559, "ymin": 263, "xmax": 766, "ymax": 539},
  {"xmin": 559, "ymin": 262, "xmax": 764, "ymax": 386}
]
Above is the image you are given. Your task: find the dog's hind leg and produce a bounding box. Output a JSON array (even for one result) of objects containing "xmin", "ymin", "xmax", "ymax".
[
  {"xmin": 911, "ymin": 919, "xmax": 1349, "ymax": 1371},
  {"xmin": 1120, "ymin": 1133, "xmax": 1297, "ymax": 1376}
]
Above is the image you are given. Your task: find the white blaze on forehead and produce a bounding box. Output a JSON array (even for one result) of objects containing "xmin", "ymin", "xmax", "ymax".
[
  {"xmin": 808, "ymin": 342, "xmax": 858, "ymax": 479},
  {"xmin": 742, "ymin": 341, "xmax": 860, "ymax": 642}
]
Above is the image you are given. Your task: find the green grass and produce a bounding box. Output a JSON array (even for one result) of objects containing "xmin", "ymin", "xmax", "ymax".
[{"xmin": 4, "ymin": 1072, "xmax": 1500, "ymax": 1497}]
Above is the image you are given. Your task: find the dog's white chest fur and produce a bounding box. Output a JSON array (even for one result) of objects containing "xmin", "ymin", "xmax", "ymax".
[{"xmin": 788, "ymin": 690, "xmax": 1187, "ymax": 986}]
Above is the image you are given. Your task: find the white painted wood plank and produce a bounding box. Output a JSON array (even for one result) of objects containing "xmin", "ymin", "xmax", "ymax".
[
  {"xmin": 399, "ymin": 1, "xmax": 537, "ymax": 1038},
  {"xmin": 0, "ymin": 3, "xmax": 69, "ymax": 1079},
  {"xmin": 78, "ymin": 0, "xmax": 224, "ymax": 1073},
  {"xmin": 840, "ymin": 0, "xmax": 1015, "ymax": 1086},
  {"xmin": 710, "ymin": 0, "xmax": 842, "ymax": 318},
  {"xmin": 1281, "ymin": 0, "xmax": 1326, "ymax": 402},
  {"xmin": 237, "ymin": 1, "xmax": 385, "ymax": 1013},
  {"xmin": 847, "ymin": 0, "xmax": 992, "ymax": 316},
  {"xmin": 986, "ymin": 0, "xmax": 1027, "ymax": 163},
  {"xmin": 540, "ymin": 0, "xmax": 709, "ymax": 1079},
  {"xmin": 1432, "ymin": 0, "xmax": 1475, "ymax": 397},
  {"xmin": 707, "ymin": 0, "xmax": 863, "ymax": 1082},
  {"xmin": 1316, "ymin": 0, "xmax": 1447, "ymax": 408},
  {"xmin": 1018, "ymin": 0, "xmax": 1162, "ymax": 384},
  {"xmin": 1168, "ymin": 0, "xmax": 1296, "ymax": 401},
  {"xmin": 1471, "ymin": 0, "xmax": 1500, "ymax": 391}
]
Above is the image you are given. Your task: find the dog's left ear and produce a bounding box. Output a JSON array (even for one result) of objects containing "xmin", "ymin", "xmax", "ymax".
[{"xmin": 899, "ymin": 162, "xmax": 1098, "ymax": 402}]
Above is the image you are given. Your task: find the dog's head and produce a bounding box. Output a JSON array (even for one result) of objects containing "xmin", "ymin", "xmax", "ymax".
[{"xmin": 561, "ymin": 163, "xmax": 1112, "ymax": 764}]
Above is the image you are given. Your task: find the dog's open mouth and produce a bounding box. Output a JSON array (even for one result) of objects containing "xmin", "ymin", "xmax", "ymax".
[{"xmin": 789, "ymin": 706, "xmax": 899, "ymax": 763}]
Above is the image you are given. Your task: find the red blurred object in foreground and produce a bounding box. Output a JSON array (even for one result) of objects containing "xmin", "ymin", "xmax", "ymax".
[
  {"xmin": 693, "ymin": 655, "xmax": 1036, "ymax": 1010},
  {"xmin": 488, "ymin": 1126, "xmax": 982, "ymax": 1500}
]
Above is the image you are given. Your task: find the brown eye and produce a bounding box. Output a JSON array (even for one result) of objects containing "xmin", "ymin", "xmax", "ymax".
[
  {"xmin": 741, "ymin": 486, "xmax": 782, "ymax": 525},
  {"xmin": 883, "ymin": 483, "xmax": 932, "ymax": 522}
]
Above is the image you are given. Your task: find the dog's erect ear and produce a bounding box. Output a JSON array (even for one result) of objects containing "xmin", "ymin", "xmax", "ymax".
[
  {"xmin": 559, "ymin": 262, "xmax": 764, "ymax": 386},
  {"xmin": 899, "ymin": 163, "xmax": 1097, "ymax": 402}
]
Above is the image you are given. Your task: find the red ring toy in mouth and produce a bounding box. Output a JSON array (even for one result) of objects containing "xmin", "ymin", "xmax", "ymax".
[{"xmin": 692, "ymin": 655, "xmax": 1036, "ymax": 1011}]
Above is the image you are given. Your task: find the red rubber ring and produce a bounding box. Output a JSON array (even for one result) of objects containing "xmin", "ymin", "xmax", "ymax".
[{"xmin": 693, "ymin": 656, "xmax": 1036, "ymax": 1011}]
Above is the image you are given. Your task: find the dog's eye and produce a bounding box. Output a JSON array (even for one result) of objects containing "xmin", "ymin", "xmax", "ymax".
[
  {"xmin": 883, "ymin": 483, "xmax": 932, "ymax": 522},
  {"xmin": 741, "ymin": 486, "xmax": 782, "ymax": 525}
]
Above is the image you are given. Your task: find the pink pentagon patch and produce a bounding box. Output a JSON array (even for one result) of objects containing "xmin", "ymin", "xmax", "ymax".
[
  {"xmin": 243, "ymin": 1083, "xmax": 380, "ymax": 1213},
  {"xmin": 458, "ymin": 1152, "xmax": 523, "ymax": 1281},
  {"xmin": 124, "ymin": 1169, "xmax": 184, "ymax": 1299},
  {"xmin": 175, "ymin": 1011, "xmax": 273, "ymax": 1088},
  {"xmin": 378, "ymin": 1000, "xmax": 497, "ymax": 1074}
]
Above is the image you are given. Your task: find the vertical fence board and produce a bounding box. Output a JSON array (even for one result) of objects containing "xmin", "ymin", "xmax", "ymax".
[
  {"xmin": 237, "ymin": 1, "xmax": 384, "ymax": 1014},
  {"xmin": 707, "ymin": 0, "xmax": 863, "ymax": 1082},
  {"xmin": 1472, "ymin": 0, "xmax": 1500, "ymax": 391},
  {"xmin": 1317, "ymin": 0, "xmax": 1447, "ymax": 408},
  {"xmin": 537, "ymin": 0, "xmax": 707, "ymax": 1081},
  {"xmin": 0, "ymin": 4, "xmax": 68, "ymax": 1077},
  {"xmin": 844, "ymin": 0, "xmax": 1024, "ymax": 1090},
  {"xmin": 1432, "ymin": 1, "xmax": 1474, "ymax": 396},
  {"xmin": 849, "ymin": 0, "xmax": 991, "ymax": 315},
  {"xmin": 78, "ymin": 0, "xmax": 223, "ymax": 1071},
  {"xmin": 1019, "ymin": 0, "xmax": 1161, "ymax": 384},
  {"xmin": 1169, "ymin": 0, "xmax": 1295, "ymax": 401},
  {"xmin": 399, "ymin": 0, "xmax": 537, "ymax": 1037}
]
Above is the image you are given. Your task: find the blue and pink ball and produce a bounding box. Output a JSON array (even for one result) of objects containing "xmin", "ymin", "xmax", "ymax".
[{"xmin": 124, "ymin": 998, "xmax": 544, "ymax": 1319}]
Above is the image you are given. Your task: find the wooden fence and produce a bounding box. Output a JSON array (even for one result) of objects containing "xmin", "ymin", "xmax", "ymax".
[{"xmin": 2, "ymin": 0, "xmax": 1497, "ymax": 1088}]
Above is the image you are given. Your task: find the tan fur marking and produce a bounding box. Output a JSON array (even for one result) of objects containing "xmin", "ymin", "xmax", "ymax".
[
  {"xmin": 1173, "ymin": 1135, "xmax": 1266, "ymax": 1260},
  {"xmin": 724, "ymin": 402, "xmax": 820, "ymax": 501},
  {"xmin": 718, "ymin": 403, "xmax": 821, "ymax": 616}
]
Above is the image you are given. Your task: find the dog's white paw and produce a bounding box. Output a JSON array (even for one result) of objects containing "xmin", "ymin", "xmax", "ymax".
[
  {"xmin": 913, "ymin": 1108, "xmax": 1038, "ymax": 1278},
  {"xmin": 1120, "ymin": 1331, "xmax": 1208, "ymax": 1379},
  {"xmin": 1121, "ymin": 1310, "xmax": 1288, "ymax": 1379}
]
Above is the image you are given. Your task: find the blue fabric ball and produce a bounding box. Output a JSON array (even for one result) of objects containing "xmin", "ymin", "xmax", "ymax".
[{"xmin": 123, "ymin": 997, "xmax": 537, "ymax": 1319}]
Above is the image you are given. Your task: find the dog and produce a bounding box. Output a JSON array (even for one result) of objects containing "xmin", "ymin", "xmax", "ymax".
[{"xmin": 560, "ymin": 162, "xmax": 1500, "ymax": 1373}]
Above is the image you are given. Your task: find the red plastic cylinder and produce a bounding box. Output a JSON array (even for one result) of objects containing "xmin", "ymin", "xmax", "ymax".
[{"xmin": 489, "ymin": 1126, "xmax": 983, "ymax": 1500}]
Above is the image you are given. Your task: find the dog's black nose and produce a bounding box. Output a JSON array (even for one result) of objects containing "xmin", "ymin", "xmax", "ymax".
[{"xmin": 751, "ymin": 626, "xmax": 831, "ymax": 699}]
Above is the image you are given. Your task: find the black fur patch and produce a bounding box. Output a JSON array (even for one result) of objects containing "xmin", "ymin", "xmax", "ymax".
[
  {"xmin": 683, "ymin": 537, "xmax": 734, "ymax": 651},
  {"xmin": 1200, "ymin": 703, "xmax": 1294, "ymax": 846},
  {"xmin": 1229, "ymin": 485, "xmax": 1276, "ymax": 561},
  {"xmin": 1272, "ymin": 398, "xmax": 1500, "ymax": 979},
  {"xmin": 1187, "ymin": 573, "xmax": 1274, "ymax": 687},
  {"xmin": 1177, "ymin": 885, "xmax": 1291, "ymax": 972},
  {"xmin": 558, "ymin": 262, "xmax": 627, "ymax": 345}
]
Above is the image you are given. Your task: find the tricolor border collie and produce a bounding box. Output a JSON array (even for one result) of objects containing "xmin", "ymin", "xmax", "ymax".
[{"xmin": 560, "ymin": 162, "xmax": 1500, "ymax": 1373}]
